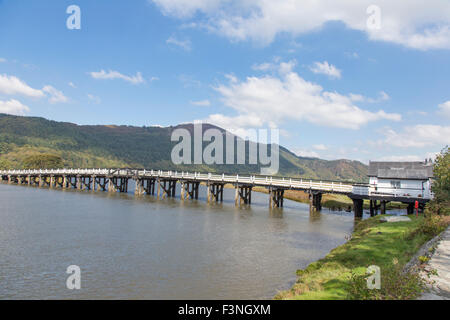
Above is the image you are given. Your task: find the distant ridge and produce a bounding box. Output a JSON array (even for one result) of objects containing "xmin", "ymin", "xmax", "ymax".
[{"xmin": 0, "ymin": 114, "xmax": 368, "ymax": 182}]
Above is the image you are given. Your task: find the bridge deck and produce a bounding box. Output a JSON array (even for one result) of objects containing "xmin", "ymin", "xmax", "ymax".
[{"xmin": 0, "ymin": 169, "xmax": 354, "ymax": 194}]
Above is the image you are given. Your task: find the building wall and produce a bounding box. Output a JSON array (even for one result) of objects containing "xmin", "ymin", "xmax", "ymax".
[{"xmin": 369, "ymin": 177, "xmax": 432, "ymax": 199}]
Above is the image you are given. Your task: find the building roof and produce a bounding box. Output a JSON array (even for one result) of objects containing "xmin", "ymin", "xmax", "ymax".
[{"xmin": 368, "ymin": 161, "xmax": 434, "ymax": 179}]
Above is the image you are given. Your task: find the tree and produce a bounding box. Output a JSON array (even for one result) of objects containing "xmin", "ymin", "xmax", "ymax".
[
  {"xmin": 22, "ymin": 154, "xmax": 64, "ymax": 169},
  {"xmin": 429, "ymin": 146, "xmax": 450, "ymax": 215}
]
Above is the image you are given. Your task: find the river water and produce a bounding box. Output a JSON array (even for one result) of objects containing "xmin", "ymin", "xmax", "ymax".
[{"xmin": 0, "ymin": 183, "xmax": 362, "ymax": 299}]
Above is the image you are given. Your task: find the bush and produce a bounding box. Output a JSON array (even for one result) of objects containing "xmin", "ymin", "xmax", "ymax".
[
  {"xmin": 347, "ymin": 263, "xmax": 425, "ymax": 300},
  {"xmin": 429, "ymin": 146, "xmax": 450, "ymax": 216}
]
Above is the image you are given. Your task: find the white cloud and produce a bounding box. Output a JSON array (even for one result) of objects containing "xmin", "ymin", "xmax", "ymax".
[
  {"xmin": 0, "ymin": 74, "xmax": 44, "ymax": 98},
  {"xmin": 178, "ymin": 74, "xmax": 202, "ymax": 88},
  {"xmin": 252, "ymin": 62, "xmax": 274, "ymax": 72},
  {"xmin": 292, "ymin": 148, "xmax": 320, "ymax": 158},
  {"xmin": 313, "ymin": 144, "xmax": 328, "ymax": 151},
  {"xmin": 0, "ymin": 99, "xmax": 30, "ymax": 115},
  {"xmin": 43, "ymin": 85, "xmax": 68, "ymax": 104},
  {"xmin": 377, "ymin": 151, "xmax": 440, "ymax": 162},
  {"xmin": 438, "ymin": 100, "xmax": 450, "ymax": 118},
  {"xmin": 0, "ymin": 58, "xmax": 6, "ymax": 63},
  {"xmin": 190, "ymin": 99, "xmax": 211, "ymax": 107},
  {"xmin": 89, "ymin": 70, "xmax": 145, "ymax": 85},
  {"xmin": 151, "ymin": 0, "xmax": 450, "ymax": 50},
  {"xmin": 68, "ymin": 82, "xmax": 77, "ymax": 88},
  {"xmin": 377, "ymin": 155, "xmax": 424, "ymax": 162},
  {"xmin": 205, "ymin": 61, "xmax": 401, "ymax": 132},
  {"xmin": 310, "ymin": 61, "xmax": 341, "ymax": 79},
  {"xmin": 152, "ymin": 0, "xmax": 222, "ymax": 17},
  {"xmin": 381, "ymin": 124, "xmax": 450, "ymax": 148},
  {"xmin": 349, "ymin": 91, "xmax": 390, "ymax": 103},
  {"xmin": 87, "ymin": 94, "xmax": 101, "ymax": 104},
  {"xmin": 166, "ymin": 35, "xmax": 192, "ymax": 51}
]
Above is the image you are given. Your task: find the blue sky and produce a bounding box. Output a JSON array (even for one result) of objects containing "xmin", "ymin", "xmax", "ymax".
[{"xmin": 0, "ymin": 0, "xmax": 449, "ymax": 163}]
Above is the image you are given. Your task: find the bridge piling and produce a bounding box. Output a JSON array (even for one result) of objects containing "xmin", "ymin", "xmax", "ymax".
[
  {"xmin": 269, "ymin": 188, "xmax": 284, "ymax": 208},
  {"xmin": 309, "ymin": 192, "xmax": 322, "ymax": 211},
  {"xmin": 352, "ymin": 198, "xmax": 363, "ymax": 218},
  {"xmin": 207, "ymin": 183, "xmax": 224, "ymax": 203},
  {"xmin": 235, "ymin": 185, "xmax": 252, "ymax": 205}
]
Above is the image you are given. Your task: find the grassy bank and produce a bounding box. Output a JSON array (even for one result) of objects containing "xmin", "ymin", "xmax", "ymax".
[{"xmin": 275, "ymin": 214, "xmax": 449, "ymax": 300}]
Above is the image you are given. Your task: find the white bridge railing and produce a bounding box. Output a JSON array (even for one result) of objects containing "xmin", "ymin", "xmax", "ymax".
[{"xmin": 0, "ymin": 168, "xmax": 355, "ymax": 193}]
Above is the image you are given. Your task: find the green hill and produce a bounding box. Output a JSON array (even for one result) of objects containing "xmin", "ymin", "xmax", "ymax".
[{"xmin": 0, "ymin": 114, "xmax": 368, "ymax": 182}]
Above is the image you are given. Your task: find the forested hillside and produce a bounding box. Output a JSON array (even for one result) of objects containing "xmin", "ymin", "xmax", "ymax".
[{"xmin": 0, "ymin": 114, "xmax": 368, "ymax": 182}]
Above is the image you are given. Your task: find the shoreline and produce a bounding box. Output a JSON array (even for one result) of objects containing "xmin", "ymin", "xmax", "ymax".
[{"xmin": 275, "ymin": 215, "xmax": 449, "ymax": 300}]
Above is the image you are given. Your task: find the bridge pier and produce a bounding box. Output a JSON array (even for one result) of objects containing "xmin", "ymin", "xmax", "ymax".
[
  {"xmin": 207, "ymin": 183, "xmax": 224, "ymax": 203},
  {"xmin": 135, "ymin": 177, "xmax": 156, "ymax": 196},
  {"xmin": 93, "ymin": 176, "xmax": 108, "ymax": 191},
  {"xmin": 269, "ymin": 188, "xmax": 284, "ymax": 208},
  {"xmin": 108, "ymin": 177, "xmax": 128, "ymax": 193},
  {"xmin": 380, "ymin": 200, "xmax": 387, "ymax": 215},
  {"xmin": 407, "ymin": 202, "xmax": 414, "ymax": 215},
  {"xmin": 180, "ymin": 180, "xmax": 199, "ymax": 200},
  {"xmin": 156, "ymin": 179, "xmax": 176, "ymax": 199},
  {"xmin": 352, "ymin": 198, "xmax": 364, "ymax": 218},
  {"xmin": 309, "ymin": 191, "xmax": 322, "ymax": 211},
  {"xmin": 80, "ymin": 176, "xmax": 92, "ymax": 190},
  {"xmin": 235, "ymin": 184, "xmax": 252, "ymax": 205},
  {"xmin": 135, "ymin": 178, "xmax": 145, "ymax": 195}
]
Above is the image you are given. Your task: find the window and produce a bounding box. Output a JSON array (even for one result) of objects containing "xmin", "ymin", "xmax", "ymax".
[{"xmin": 390, "ymin": 181, "xmax": 401, "ymax": 189}]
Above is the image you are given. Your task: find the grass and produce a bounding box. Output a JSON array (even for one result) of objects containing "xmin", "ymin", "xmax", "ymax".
[{"xmin": 275, "ymin": 214, "xmax": 448, "ymax": 300}]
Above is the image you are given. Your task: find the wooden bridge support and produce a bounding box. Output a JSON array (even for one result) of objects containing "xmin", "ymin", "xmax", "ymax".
[
  {"xmin": 94, "ymin": 176, "xmax": 108, "ymax": 191},
  {"xmin": 407, "ymin": 203, "xmax": 414, "ymax": 215},
  {"xmin": 135, "ymin": 178, "xmax": 145, "ymax": 195},
  {"xmin": 55, "ymin": 176, "xmax": 64, "ymax": 188},
  {"xmin": 80, "ymin": 176, "xmax": 93, "ymax": 190},
  {"xmin": 309, "ymin": 191, "xmax": 322, "ymax": 211},
  {"xmin": 269, "ymin": 188, "xmax": 284, "ymax": 208},
  {"xmin": 135, "ymin": 178, "xmax": 156, "ymax": 196},
  {"xmin": 207, "ymin": 183, "xmax": 224, "ymax": 203},
  {"xmin": 353, "ymin": 198, "xmax": 364, "ymax": 218},
  {"xmin": 108, "ymin": 177, "xmax": 129, "ymax": 193},
  {"xmin": 66, "ymin": 176, "xmax": 78, "ymax": 189},
  {"xmin": 180, "ymin": 181, "xmax": 199, "ymax": 200},
  {"xmin": 380, "ymin": 200, "xmax": 387, "ymax": 215},
  {"xmin": 235, "ymin": 185, "xmax": 252, "ymax": 205},
  {"xmin": 157, "ymin": 179, "xmax": 177, "ymax": 199}
]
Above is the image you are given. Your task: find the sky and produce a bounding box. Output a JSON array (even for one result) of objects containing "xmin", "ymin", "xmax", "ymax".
[{"xmin": 0, "ymin": 0, "xmax": 449, "ymax": 163}]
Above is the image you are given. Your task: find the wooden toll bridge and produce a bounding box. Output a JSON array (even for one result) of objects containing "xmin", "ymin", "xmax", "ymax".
[{"xmin": 0, "ymin": 168, "xmax": 432, "ymax": 217}]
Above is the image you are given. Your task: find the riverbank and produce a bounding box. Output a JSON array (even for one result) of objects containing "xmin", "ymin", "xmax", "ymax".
[{"xmin": 275, "ymin": 214, "xmax": 450, "ymax": 300}]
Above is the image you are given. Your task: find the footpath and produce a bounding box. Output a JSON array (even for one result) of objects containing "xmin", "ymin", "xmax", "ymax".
[{"xmin": 419, "ymin": 227, "xmax": 450, "ymax": 300}]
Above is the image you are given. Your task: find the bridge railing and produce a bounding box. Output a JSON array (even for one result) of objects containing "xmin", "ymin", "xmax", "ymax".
[{"xmin": 0, "ymin": 168, "xmax": 355, "ymax": 193}]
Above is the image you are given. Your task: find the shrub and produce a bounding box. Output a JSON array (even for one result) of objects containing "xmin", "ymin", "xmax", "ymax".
[{"xmin": 347, "ymin": 263, "xmax": 425, "ymax": 300}]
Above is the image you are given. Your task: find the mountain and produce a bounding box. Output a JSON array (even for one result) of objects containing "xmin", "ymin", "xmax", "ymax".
[{"xmin": 0, "ymin": 114, "xmax": 368, "ymax": 182}]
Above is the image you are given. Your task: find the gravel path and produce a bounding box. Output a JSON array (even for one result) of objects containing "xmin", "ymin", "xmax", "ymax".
[{"xmin": 419, "ymin": 227, "xmax": 450, "ymax": 300}]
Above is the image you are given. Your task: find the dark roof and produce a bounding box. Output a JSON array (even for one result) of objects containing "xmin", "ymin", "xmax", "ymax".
[{"xmin": 368, "ymin": 161, "xmax": 433, "ymax": 179}]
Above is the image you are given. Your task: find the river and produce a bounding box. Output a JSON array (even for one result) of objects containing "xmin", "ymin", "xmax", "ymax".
[{"xmin": 0, "ymin": 183, "xmax": 361, "ymax": 299}]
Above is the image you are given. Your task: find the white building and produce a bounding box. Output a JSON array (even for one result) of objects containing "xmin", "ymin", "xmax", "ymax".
[{"xmin": 367, "ymin": 161, "xmax": 434, "ymax": 200}]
